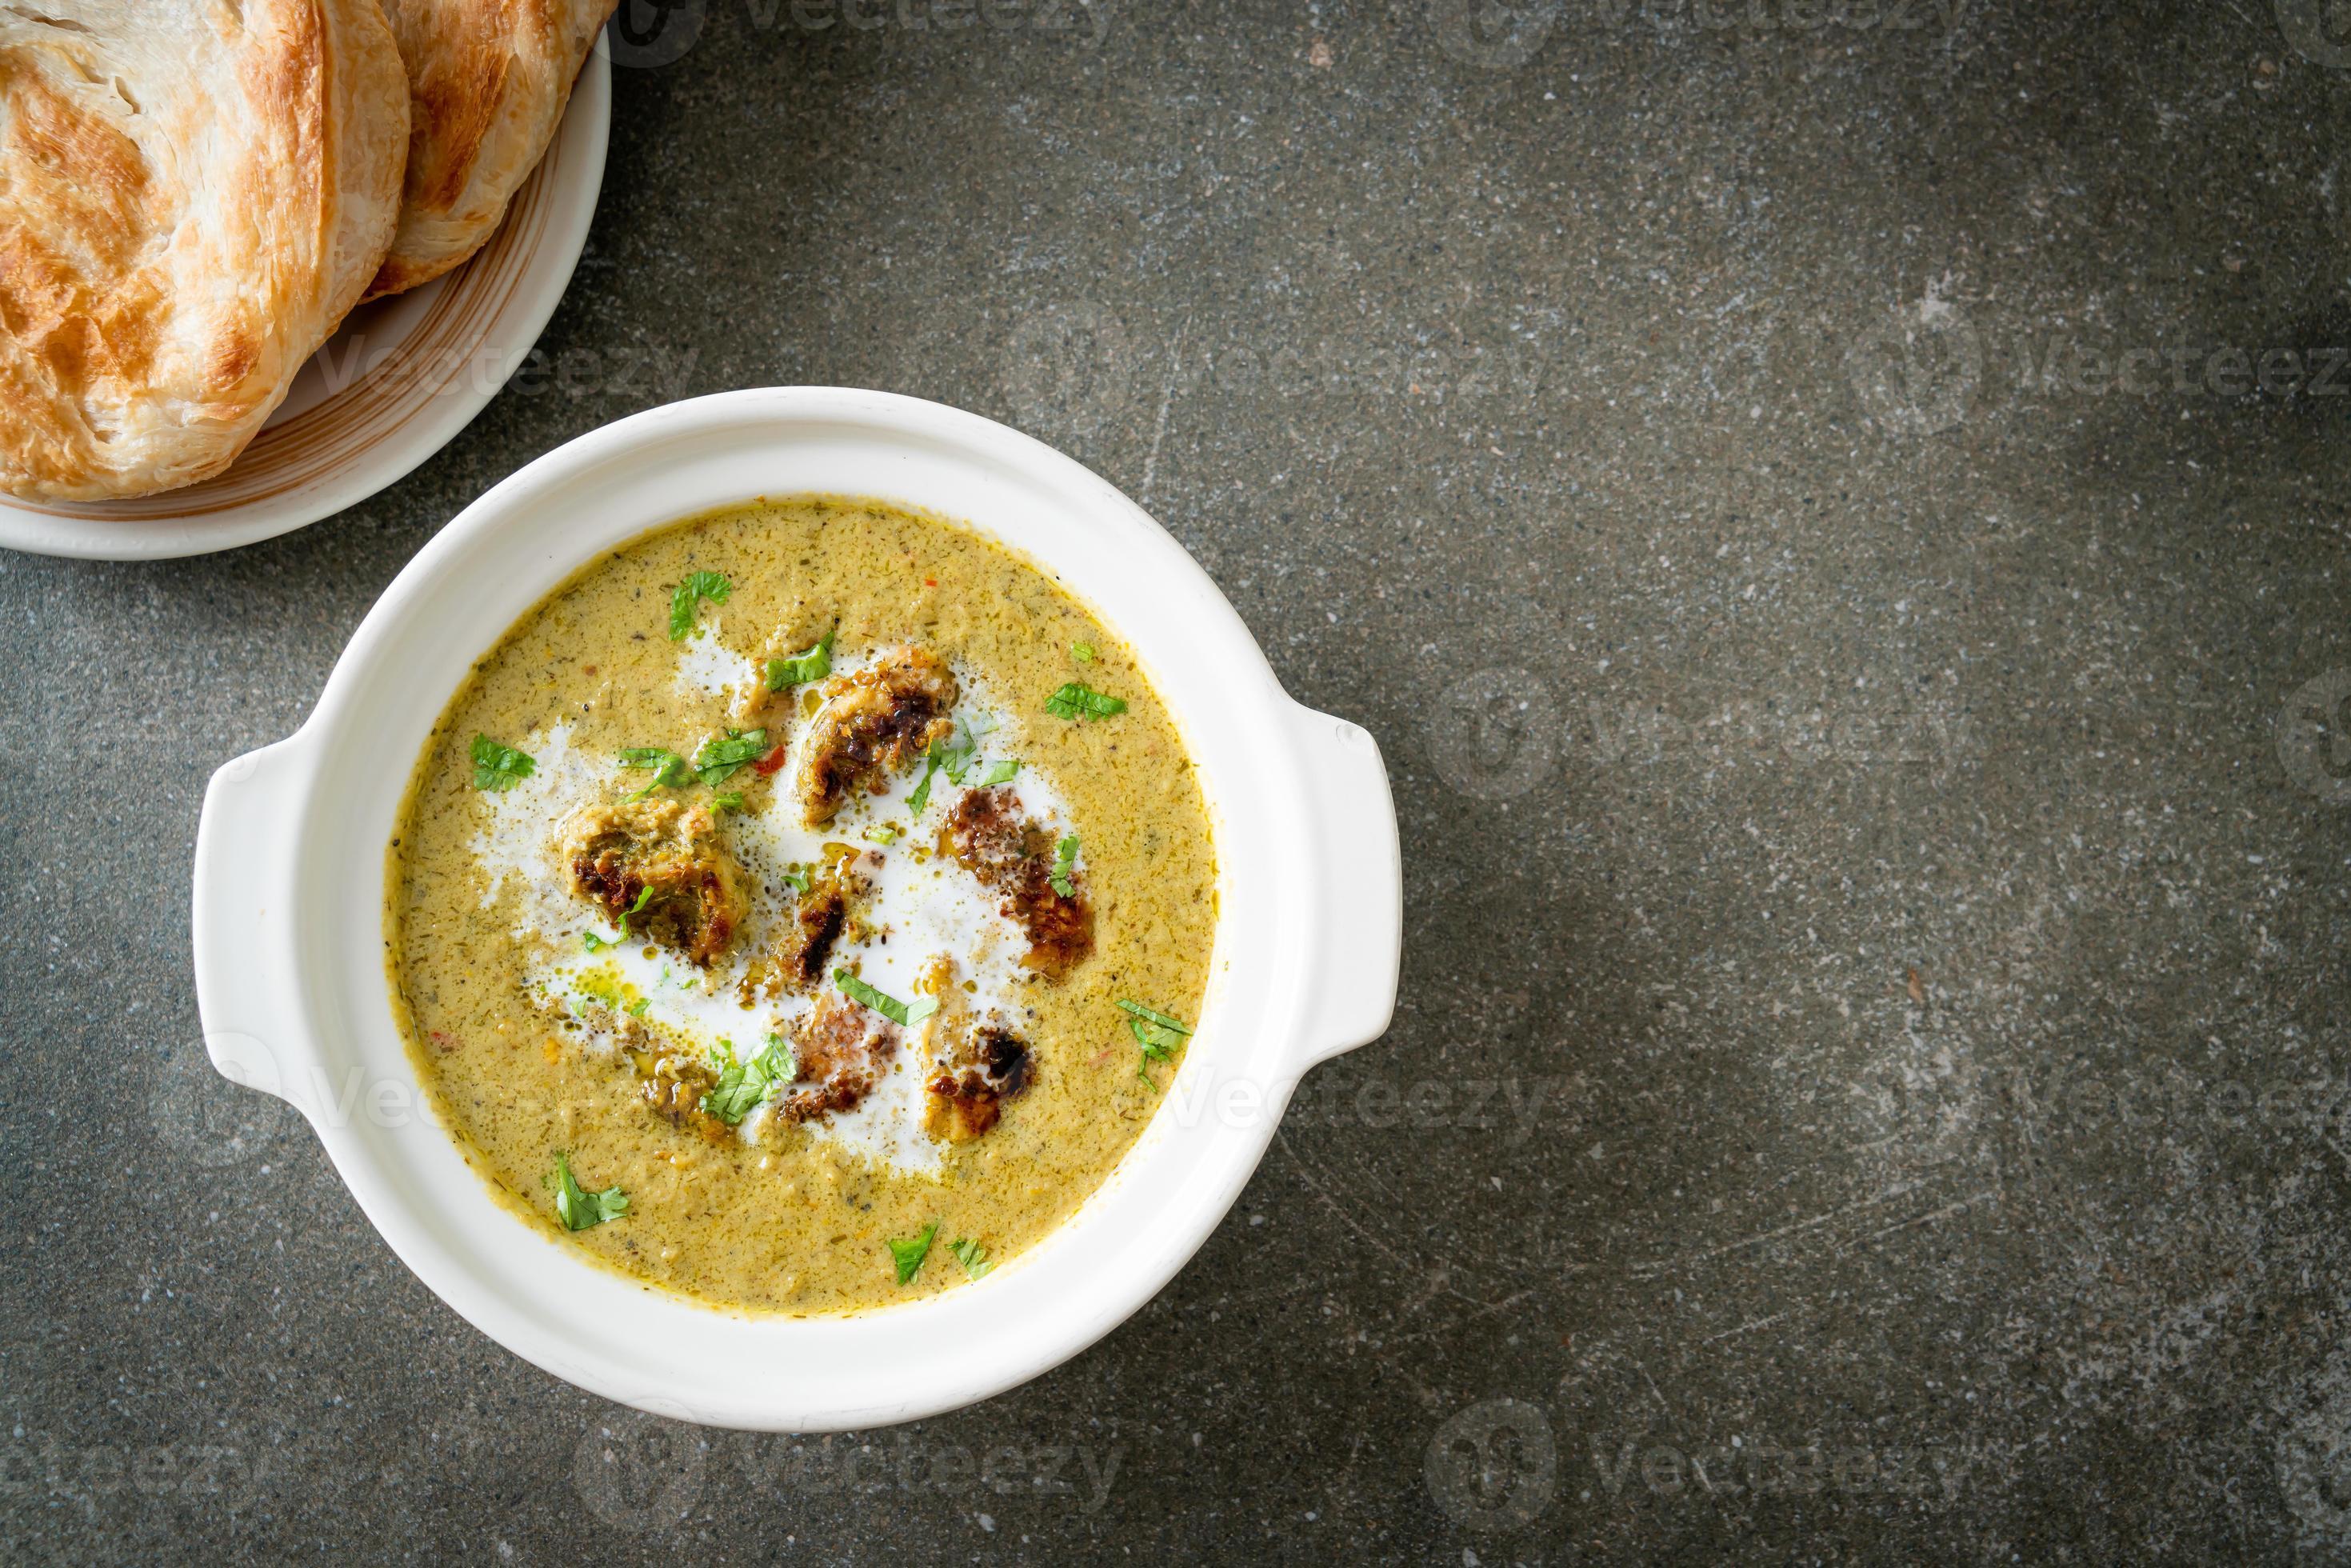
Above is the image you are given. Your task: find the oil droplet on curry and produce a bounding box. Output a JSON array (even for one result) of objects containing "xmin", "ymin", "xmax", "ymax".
[{"xmin": 385, "ymin": 497, "xmax": 1217, "ymax": 1314}]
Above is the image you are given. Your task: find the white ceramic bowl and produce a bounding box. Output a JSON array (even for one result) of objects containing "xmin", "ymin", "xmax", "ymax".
[{"xmin": 191, "ymin": 387, "xmax": 1401, "ymax": 1430}]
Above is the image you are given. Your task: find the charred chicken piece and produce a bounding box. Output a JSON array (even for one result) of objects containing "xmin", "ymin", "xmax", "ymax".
[
  {"xmin": 796, "ymin": 646, "xmax": 958, "ymax": 825},
  {"xmin": 925, "ymin": 1022, "xmax": 1033, "ymax": 1142},
  {"xmin": 909, "ymin": 958, "xmax": 1034, "ymax": 1142},
  {"xmin": 633, "ymin": 1050, "xmax": 734, "ymax": 1144},
  {"xmin": 940, "ymin": 787, "xmax": 1094, "ymax": 976},
  {"xmin": 775, "ymin": 989, "xmax": 899, "ymax": 1122},
  {"xmin": 760, "ymin": 847, "xmax": 877, "ymax": 997},
  {"xmin": 566, "ymin": 797, "xmax": 748, "ymax": 967},
  {"xmin": 609, "ymin": 1015, "xmax": 734, "ymax": 1144}
]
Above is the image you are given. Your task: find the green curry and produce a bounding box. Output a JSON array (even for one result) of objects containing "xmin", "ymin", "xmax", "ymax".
[{"xmin": 385, "ymin": 495, "xmax": 1217, "ymax": 1314}]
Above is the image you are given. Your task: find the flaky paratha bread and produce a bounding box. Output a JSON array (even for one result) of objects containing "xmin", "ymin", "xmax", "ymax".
[
  {"xmin": 369, "ymin": 0, "xmax": 614, "ymax": 299},
  {"xmin": 0, "ymin": 2, "xmax": 409, "ymax": 502}
]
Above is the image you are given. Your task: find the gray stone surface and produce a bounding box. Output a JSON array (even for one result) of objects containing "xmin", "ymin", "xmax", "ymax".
[{"xmin": 2, "ymin": 0, "xmax": 2349, "ymax": 1560}]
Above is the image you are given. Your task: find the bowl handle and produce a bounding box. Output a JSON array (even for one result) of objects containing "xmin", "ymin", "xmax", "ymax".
[
  {"xmin": 192, "ymin": 738, "xmax": 321, "ymax": 1122},
  {"xmin": 1285, "ymin": 704, "xmax": 1403, "ymax": 1069}
]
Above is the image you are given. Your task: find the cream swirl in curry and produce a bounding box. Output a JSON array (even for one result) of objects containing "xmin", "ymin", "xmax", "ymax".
[{"xmin": 386, "ymin": 496, "xmax": 1217, "ymax": 1314}]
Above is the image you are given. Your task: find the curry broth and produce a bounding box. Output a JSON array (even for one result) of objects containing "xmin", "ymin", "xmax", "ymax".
[{"xmin": 386, "ymin": 496, "xmax": 1217, "ymax": 1314}]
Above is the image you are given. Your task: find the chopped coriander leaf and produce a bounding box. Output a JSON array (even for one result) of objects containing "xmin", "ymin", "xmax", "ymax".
[
  {"xmin": 752, "ymin": 1032, "xmax": 794, "ymax": 1080},
  {"xmin": 470, "ymin": 734, "xmax": 535, "ymax": 791},
  {"xmin": 909, "ymin": 730, "xmax": 979, "ymax": 815},
  {"xmin": 862, "ymin": 824, "xmax": 898, "ymax": 845},
  {"xmin": 699, "ymin": 1032, "xmax": 795, "ymax": 1126},
  {"xmin": 1118, "ymin": 998, "xmax": 1193, "ymax": 1037},
  {"xmin": 1129, "ymin": 1018, "xmax": 1179, "ymax": 1062},
  {"xmin": 908, "ymin": 734, "xmax": 961, "ymax": 814},
  {"xmin": 1070, "ymin": 642, "xmax": 1096, "ymax": 662},
  {"xmin": 1050, "ymin": 834, "xmax": 1080, "ymax": 898},
  {"xmin": 1045, "ymin": 682, "xmax": 1127, "ymax": 722},
  {"xmin": 948, "ymin": 1236, "xmax": 994, "ymax": 1280},
  {"xmin": 553, "ymin": 1153, "xmax": 629, "ymax": 1230},
  {"xmin": 888, "ymin": 1221, "xmax": 939, "ymax": 1284},
  {"xmin": 780, "ymin": 865, "xmax": 812, "ymax": 896},
  {"xmin": 693, "ymin": 727, "xmax": 769, "ymax": 787},
  {"xmin": 763, "ymin": 629, "xmax": 835, "ymax": 690},
  {"xmin": 667, "ymin": 571, "xmax": 731, "ymax": 641},
  {"xmin": 712, "ymin": 791, "xmax": 745, "ymax": 813},
  {"xmin": 619, "ymin": 746, "xmax": 692, "ymax": 800},
  {"xmin": 975, "ymin": 758, "xmax": 1021, "ymax": 787},
  {"xmin": 625, "ymin": 997, "xmax": 650, "ymax": 1018},
  {"xmin": 1118, "ymin": 998, "xmax": 1192, "ymax": 1070},
  {"xmin": 835, "ymin": 969, "xmax": 940, "ymax": 1029},
  {"xmin": 582, "ymin": 886, "xmax": 656, "ymax": 953}
]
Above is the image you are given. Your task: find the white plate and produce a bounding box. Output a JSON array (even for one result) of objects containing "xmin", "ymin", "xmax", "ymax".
[{"xmin": 0, "ymin": 55, "xmax": 612, "ymax": 562}]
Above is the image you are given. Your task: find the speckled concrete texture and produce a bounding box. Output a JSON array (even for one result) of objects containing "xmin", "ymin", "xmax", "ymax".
[{"xmin": 2, "ymin": 0, "xmax": 2349, "ymax": 1560}]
